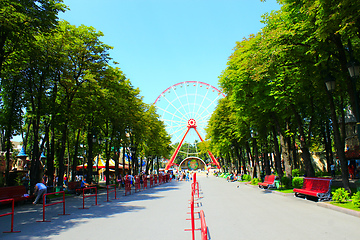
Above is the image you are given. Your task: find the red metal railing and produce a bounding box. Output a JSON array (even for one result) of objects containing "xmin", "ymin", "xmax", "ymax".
[
  {"xmin": 191, "ymin": 173, "xmax": 199, "ymax": 198},
  {"xmin": 135, "ymin": 176, "xmax": 141, "ymax": 192},
  {"xmin": 0, "ymin": 198, "xmax": 20, "ymax": 233},
  {"xmin": 124, "ymin": 179, "xmax": 131, "ymax": 196},
  {"xmin": 154, "ymin": 174, "xmax": 158, "ymax": 185},
  {"xmin": 37, "ymin": 191, "xmax": 70, "ymax": 222},
  {"xmin": 149, "ymin": 175, "xmax": 153, "ymax": 188},
  {"xmin": 105, "ymin": 184, "xmax": 118, "ymax": 202},
  {"xmin": 143, "ymin": 175, "xmax": 148, "ymax": 190},
  {"xmin": 199, "ymin": 210, "xmax": 208, "ymax": 240},
  {"xmin": 79, "ymin": 187, "xmax": 100, "ymax": 209}
]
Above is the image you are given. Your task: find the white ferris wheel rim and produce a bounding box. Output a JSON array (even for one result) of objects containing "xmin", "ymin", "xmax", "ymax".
[{"xmin": 153, "ymin": 81, "xmax": 225, "ymax": 155}]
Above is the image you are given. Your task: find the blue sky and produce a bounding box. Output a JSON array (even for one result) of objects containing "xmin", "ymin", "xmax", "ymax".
[{"xmin": 59, "ymin": 0, "xmax": 281, "ymax": 105}]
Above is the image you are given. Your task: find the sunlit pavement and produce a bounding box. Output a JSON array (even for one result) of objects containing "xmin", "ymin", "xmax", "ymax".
[{"xmin": 1, "ymin": 175, "xmax": 360, "ymax": 240}]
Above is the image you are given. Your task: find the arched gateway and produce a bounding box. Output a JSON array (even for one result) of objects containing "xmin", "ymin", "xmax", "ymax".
[{"xmin": 179, "ymin": 157, "xmax": 207, "ymax": 171}]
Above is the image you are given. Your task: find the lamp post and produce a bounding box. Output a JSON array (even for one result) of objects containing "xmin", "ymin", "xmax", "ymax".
[
  {"xmin": 347, "ymin": 59, "xmax": 360, "ymax": 145},
  {"xmin": 87, "ymin": 130, "xmax": 96, "ymax": 183},
  {"xmin": 97, "ymin": 137, "xmax": 103, "ymax": 182},
  {"xmin": 325, "ymin": 74, "xmax": 336, "ymax": 92}
]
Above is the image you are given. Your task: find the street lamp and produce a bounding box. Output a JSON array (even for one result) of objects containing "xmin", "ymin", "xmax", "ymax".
[
  {"xmin": 347, "ymin": 59, "xmax": 360, "ymax": 148},
  {"xmin": 325, "ymin": 74, "xmax": 336, "ymax": 92},
  {"xmin": 347, "ymin": 60, "xmax": 360, "ymax": 78}
]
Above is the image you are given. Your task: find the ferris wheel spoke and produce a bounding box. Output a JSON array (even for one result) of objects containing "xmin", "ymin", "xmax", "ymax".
[
  {"xmin": 161, "ymin": 94, "xmax": 189, "ymax": 121},
  {"xmin": 184, "ymin": 84, "xmax": 193, "ymax": 118},
  {"xmin": 192, "ymin": 82, "xmax": 199, "ymax": 115},
  {"xmin": 197, "ymin": 94, "xmax": 222, "ymax": 120},
  {"xmin": 170, "ymin": 126, "xmax": 189, "ymax": 144},
  {"xmin": 156, "ymin": 105, "xmax": 186, "ymax": 122},
  {"xmin": 196, "ymin": 87, "xmax": 211, "ymax": 118},
  {"xmin": 196, "ymin": 112, "xmax": 213, "ymax": 126}
]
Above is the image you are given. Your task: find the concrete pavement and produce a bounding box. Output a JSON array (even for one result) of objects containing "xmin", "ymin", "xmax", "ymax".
[{"xmin": 1, "ymin": 175, "xmax": 360, "ymax": 240}]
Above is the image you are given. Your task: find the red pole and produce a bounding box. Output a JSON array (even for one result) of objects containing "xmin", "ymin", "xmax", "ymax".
[
  {"xmin": 1, "ymin": 198, "xmax": 20, "ymax": 233},
  {"xmin": 95, "ymin": 187, "xmax": 98, "ymax": 205},
  {"xmin": 11, "ymin": 199, "xmax": 16, "ymax": 232},
  {"xmin": 200, "ymin": 210, "xmax": 208, "ymax": 240},
  {"xmin": 191, "ymin": 194, "xmax": 195, "ymax": 240},
  {"xmin": 62, "ymin": 192, "xmax": 65, "ymax": 215},
  {"xmin": 106, "ymin": 185, "xmax": 110, "ymax": 202},
  {"xmin": 42, "ymin": 194, "xmax": 46, "ymax": 222},
  {"xmin": 82, "ymin": 189, "xmax": 85, "ymax": 209},
  {"xmin": 114, "ymin": 184, "xmax": 117, "ymax": 200}
]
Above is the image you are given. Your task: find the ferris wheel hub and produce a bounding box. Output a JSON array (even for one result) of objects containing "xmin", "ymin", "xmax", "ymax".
[{"xmin": 187, "ymin": 119, "xmax": 197, "ymax": 128}]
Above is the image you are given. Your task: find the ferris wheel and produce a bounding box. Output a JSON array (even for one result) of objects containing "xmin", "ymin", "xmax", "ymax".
[{"xmin": 154, "ymin": 81, "xmax": 225, "ymax": 169}]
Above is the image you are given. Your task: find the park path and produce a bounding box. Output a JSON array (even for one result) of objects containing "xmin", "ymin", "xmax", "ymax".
[
  {"xmin": 1, "ymin": 174, "xmax": 360, "ymax": 240},
  {"xmin": 199, "ymin": 175, "xmax": 360, "ymax": 240}
]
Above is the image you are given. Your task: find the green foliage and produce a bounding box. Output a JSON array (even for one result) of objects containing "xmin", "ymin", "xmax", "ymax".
[
  {"xmin": 292, "ymin": 169, "xmax": 305, "ymax": 177},
  {"xmin": 280, "ymin": 176, "xmax": 291, "ymax": 188},
  {"xmin": 315, "ymin": 171, "xmax": 331, "ymax": 177},
  {"xmin": 242, "ymin": 174, "xmax": 252, "ymax": 182},
  {"xmin": 332, "ymin": 188, "xmax": 350, "ymax": 203},
  {"xmin": 292, "ymin": 177, "xmax": 304, "ymax": 189},
  {"xmin": 251, "ymin": 178, "xmax": 260, "ymax": 185},
  {"xmin": 351, "ymin": 192, "xmax": 360, "ymax": 208}
]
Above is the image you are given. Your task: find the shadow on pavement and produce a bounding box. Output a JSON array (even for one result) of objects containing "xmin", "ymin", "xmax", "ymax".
[{"xmin": 0, "ymin": 181, "xmax": 180, "ymax": 239}]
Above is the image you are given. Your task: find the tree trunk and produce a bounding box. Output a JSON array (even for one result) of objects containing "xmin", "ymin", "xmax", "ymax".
[
  {"xmin": 263, "ymin": 143, "xmax": 271, "ymax": 175},
  {"xmin": 272, "ymin": 126, "xmax": 283, "ymax": 178},
  {"xmin": 292, "ymin": 108, "xmax": 315, "ymax": 177},
  {"xmin": 280, "ymin": 121, "xmax": 292, "ymax": 179},
  {"xmin": 57, "ymin": 125, "xmax": 67, "ymax": 188},
  {"xmin": 87, "ymin": 129, "xmax": 94, "ymax": 183},
  {"xmin": 326, "ymin": 88, "xmax": 350, "ymax": 192}
]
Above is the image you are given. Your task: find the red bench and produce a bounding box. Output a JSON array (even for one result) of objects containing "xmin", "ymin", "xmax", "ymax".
[
  {"xmin": 0, "ymin": 185, "xmax": 34, "ymax": 203},
  {"xmin": 258, "ymin": 175, "xmax": 277, "ymax": 189},
  {"xmin": 293, "ymin": 177, "xmax": 332, "ymax": 201},
  {"xmin": 68, "ymin": 181, "xmax": 82, "ymax": 195}
]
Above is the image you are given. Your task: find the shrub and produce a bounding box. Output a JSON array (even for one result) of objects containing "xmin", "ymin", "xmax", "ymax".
[
  {"xmin": 241, "ymin": 174, "xmax": 251, "ymax": 182},
  {"xmin": 351, "ymin": 191, "xmax": 360, "ymax": 207},
  {"xmin": 292, "ymin": 177, "xmax": 304, "ymax": 189},
  {"xmin": 280, "ymin": 176, "xmax": 291, "ymax": 188},
  {"xmin": 315, "ymin": 171, "xmax": 331, "ymax": 177},
  {"xmin": 251, "ymin": 178, "xmax": 260, "ymax": 185},
  {"xmin": 292, "ymin": 169, "xmax": 305, "ymax": 177},
  {"xmin": 332, "ymin": 188, "xmax": 350, "ymax": 203}
]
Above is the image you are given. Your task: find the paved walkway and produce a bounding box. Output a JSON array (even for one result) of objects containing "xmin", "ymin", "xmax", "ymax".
[{"xmin": 1, "ymin": 175, "xmax": 360, "ymax": 240}]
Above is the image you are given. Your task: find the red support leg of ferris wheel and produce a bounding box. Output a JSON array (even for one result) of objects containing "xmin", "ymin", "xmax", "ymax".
[{"xmin": 164, "ymin": 119, "xmax": 221, "ymax": 170}]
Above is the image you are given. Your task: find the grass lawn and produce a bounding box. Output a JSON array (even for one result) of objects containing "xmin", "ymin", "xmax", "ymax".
[
  {"xmin": 47, "ymin": 193, "xmax": 72, "ymax": 199},
  {"xmin": 274, "ymin": 188, "xmax": 294, "ymax": 193},
  {"xmin": 330, "ymin": 201, "xmax": 360, "ymax": 212}
]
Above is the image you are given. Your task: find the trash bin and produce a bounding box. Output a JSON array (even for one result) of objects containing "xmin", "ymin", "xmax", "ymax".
[
  {"xmin": 274, "ymin": 180, "xmax": 280, "ymax": 189},
  {"xmin": 55, "ymin": 186, "xmax": 61, "ymax": 195}
]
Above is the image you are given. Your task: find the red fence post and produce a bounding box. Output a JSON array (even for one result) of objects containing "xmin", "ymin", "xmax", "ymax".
[
  {"xmin": 135, "ymin": 176, "xmax": 141, "ymax": 192},
  {"xmin": 37, "ymin": 191, "xmax": 70, "ymax": 222},
  {"xmin": 143, "ymin": 175, "xmax": 148, "ymax": 190},
  {"xmin": 190, "ymin": 194, "xmax": 195, "ymax": 240},
  {"xmin": 78, "ymin": 187, "xmax": 99, "ymax": 209},
  {"xmin": 0, "ymin": 198, "xmax": 20, "ymax": 233},
  {"xmin": 200, "ymin": 210, "xmax": 208, "ymax": 240},
  {"xmin": 150, "ymin": 175, "xmax": 153, "ymax": 188},
  {"xmin": 124, "ymin": 179, "xmax": 131, "ymax": 196},
  {"xmin": 105, "ymin": 184, "xmax": 118, "ymax": 202}
]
